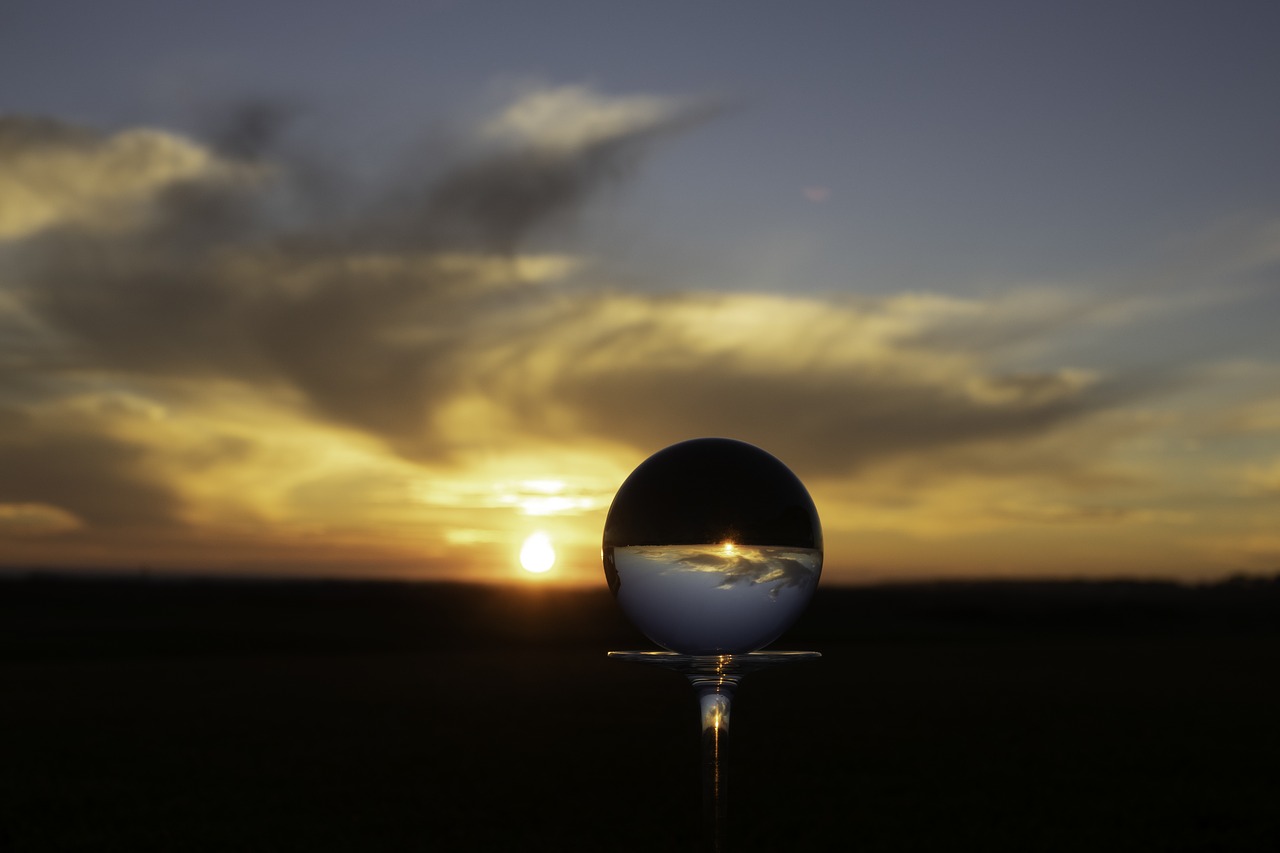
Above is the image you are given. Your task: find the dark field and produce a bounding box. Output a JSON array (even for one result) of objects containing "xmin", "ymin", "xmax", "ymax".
[{"xmin": 3, "ymin": 575, "xmax": 1280, "ymax": 852}]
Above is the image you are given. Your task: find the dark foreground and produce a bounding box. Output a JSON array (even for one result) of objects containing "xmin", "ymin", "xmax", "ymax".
[{"xmin": 3, "ymin": 575, "xmax": 1280, "ymax": 852}]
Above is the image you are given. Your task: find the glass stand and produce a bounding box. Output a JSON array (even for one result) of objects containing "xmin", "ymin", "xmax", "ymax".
[{"xmin": 608, "ymin": 651, "xmax": 821, "ymax": 853}]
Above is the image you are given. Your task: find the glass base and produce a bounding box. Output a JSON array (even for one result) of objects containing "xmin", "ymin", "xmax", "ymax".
[{"xmin": 607, "ymin": 650, "xmax": 820, "ymax": 673}]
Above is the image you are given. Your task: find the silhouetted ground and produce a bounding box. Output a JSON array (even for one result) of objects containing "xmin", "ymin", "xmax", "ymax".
[{"xmin": 2, "ymin": 574, "xmax": 1279, "ymax": 852}]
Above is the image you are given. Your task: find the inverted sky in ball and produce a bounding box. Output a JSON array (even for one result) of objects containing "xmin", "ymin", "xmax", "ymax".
[{"xmin": 603, "ymin": 438, "xmax": 823, "ymax": 654}]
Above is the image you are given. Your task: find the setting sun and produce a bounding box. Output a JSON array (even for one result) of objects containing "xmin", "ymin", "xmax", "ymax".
[{"xmin": 519, "ymin": 532, "xmax": 556, "ymax": 574}]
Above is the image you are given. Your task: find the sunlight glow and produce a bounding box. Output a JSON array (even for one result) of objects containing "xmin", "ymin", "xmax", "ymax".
[
  {"xmin": 503, "ymin": 480, "xmax": 599, "ymax": 516},
  {"xmin": 417, "ymin": 477, "xmax": 606, "ymax": 517},
  {"xmin": 520, "ymin": 532, "xmax": 556, "ymax": 574}
]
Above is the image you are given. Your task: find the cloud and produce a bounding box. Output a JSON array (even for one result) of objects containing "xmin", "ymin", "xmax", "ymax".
[
  {"xmin": 3, "ymin": 86, "xmax": 713, "ymax": 459},
  {"xmin": 1242, "ymin": 458, "xmax": 1280, "ymax": 496},
  {"xmin": 445, "ymin": 290, "xmax": 1132, "ymax": 478},
  {"xmin": 615, "ymin": 544, "xmax": 820, "ymax": 600},
  {"xmin": 479, "ymin": 84, "xmax": 704, "ymax": 153},
  {"xmin": 0, "ymin": 405, "xmax": 184, "ymax": 529},
  {"xmin": 0, "ymin": 87, "xmax": 1153, "ymax": 501},
  {"xmin": 0, "ymin": 116, "xmax": 248, "ymax": 240},
  {"xmin": 688, "ymin": 544, "xmax": 818, "ymax": 587},
  {"xmin": 421, "ymin": 87, "xmax": 719, "ymax": 253},
  {"xmin": 4, "ymin": 83, "xmax": 1274, "ymax": 580},
  {"xmin": 0, "ymin": 502, "xmax": 81, "ymax": 536}
]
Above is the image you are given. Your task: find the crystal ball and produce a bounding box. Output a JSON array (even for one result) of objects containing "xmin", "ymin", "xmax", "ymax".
[{"xmin": 603, "ymin": 437, "xmax": 823, "ymax": 655}]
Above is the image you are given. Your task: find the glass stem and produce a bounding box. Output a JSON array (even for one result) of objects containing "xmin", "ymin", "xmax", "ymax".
[
  {"xmin": 608, "ymin": 651, "xmax": 820, "ymax": 853},
  {"xmin": 689, "ymin": 665, "xmax": 740, "ymax": 853}
]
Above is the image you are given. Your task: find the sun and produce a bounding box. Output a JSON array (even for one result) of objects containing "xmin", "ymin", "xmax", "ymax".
[{"xmin": 519, "ymin": 532, "xmax": 556, "ymax": 574}]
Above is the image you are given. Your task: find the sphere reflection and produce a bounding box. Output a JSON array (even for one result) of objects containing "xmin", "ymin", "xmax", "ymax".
[{"xmin": 603, "ymin": 438, "xmax": 823, "ymax": 654}]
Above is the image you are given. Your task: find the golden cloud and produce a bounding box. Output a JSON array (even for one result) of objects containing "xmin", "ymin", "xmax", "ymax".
[{"xmin": 0, "ymin": 117, "xmax": 255, "ymax": 240}]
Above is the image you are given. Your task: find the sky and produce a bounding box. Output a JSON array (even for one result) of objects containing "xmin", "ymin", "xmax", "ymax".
[{"xmin": 1, "ymin": 0, "xmax": 1279, "ymax": 586}]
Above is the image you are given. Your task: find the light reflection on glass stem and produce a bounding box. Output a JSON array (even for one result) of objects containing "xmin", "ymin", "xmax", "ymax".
[
  {"xmin": 607, "ymin": 651, "xmax": 820, "ymax": 853},
  {"xmin": 691, "ymin": 658, "xmax": 735, "ymax": 853}
]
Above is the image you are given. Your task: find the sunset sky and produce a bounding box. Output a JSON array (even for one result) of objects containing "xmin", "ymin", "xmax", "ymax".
[{"xmin": 2, "ymin": 1, "xmax": 1279, "ymax": 585}]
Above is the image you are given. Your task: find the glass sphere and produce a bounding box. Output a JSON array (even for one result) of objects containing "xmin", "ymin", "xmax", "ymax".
[{"xmin": 603, "ymin": 437, "xmax": 823, "ymax": 654}]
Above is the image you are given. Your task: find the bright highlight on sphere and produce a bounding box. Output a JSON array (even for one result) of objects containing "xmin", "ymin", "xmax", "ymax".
[{"xmin": 520, "ymin": 532, "xmax": 556, "ymax": 573}]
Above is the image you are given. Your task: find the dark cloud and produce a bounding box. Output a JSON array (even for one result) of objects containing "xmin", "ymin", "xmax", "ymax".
[
  {"xmin": 416, "ymin": 99, "xmax": 722, "ymax": 254},
  {"xmin": 202, "ymin": 99, "xmax": 301, "ymax": 162},
  {"xmin": 0, "ymin": 407, "xmax": 183, "ymax": 528},
  {"xmin": 422, "ymin": 144, "xmax": 635, "ymax": 253}
]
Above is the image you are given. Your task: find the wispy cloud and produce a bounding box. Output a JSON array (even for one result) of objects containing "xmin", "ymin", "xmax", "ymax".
[{"xmin": 479, "ymin": 84, "xmax": 707, "ymax": 153}]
